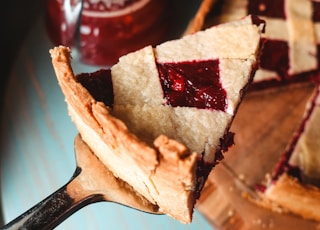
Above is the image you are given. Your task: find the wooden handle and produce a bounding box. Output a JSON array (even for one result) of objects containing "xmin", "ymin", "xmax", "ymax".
[
  {"xmin": 183, "ymin": 0, "xmax": 216, "ymax": 35},
  {"xmin": 196, "ymin": 83, "xmax": 317, "ymax": 229}
]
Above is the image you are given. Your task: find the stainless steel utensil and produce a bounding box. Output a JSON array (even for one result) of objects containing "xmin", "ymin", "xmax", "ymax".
[{"xmin": 0, "ymin": 134, "xmax": 160, "ymax": 230}]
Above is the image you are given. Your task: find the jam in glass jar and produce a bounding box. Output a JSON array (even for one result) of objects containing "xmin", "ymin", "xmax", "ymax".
[{"xmin": 45, "ymin": 0, "xmax": 170, "ymax": 66}]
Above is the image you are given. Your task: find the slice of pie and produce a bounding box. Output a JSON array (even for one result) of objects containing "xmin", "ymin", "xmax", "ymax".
[
  {"xmin": 257, "ymin": 85, "xmax": 320, "ymax": 222},
  {"xmin": 49, "ymin": 15, "xmax": 265, "ymax": 223},
  {"xmin": 200, "ymin": 0, "xmax": 320, "ymax": 90}
]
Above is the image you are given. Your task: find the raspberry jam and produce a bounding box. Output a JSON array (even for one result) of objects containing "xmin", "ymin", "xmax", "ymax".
[
  {"xmin": 248, "ymin": 0, "xmax": 285, "ymax": 19},
  {"xmin": 259, "ymin": 39, "xmax": 289, "ymax": 80},
  {"xmin": 76, "ymin": 59, "xmax": 228, "ymax": 112},
  {"xmin": 157, "ymin": 60, "xmax": 228, "ymax": 111},
  {"xmin": 246, "ymin": 0, "xmax": 320, "ymax": 90},
  {"xmin": 76, "ymin": 69, "xmax": 114, "ymax": 107},
  {"xmin": 46, "ymin": 0, "xmax": 169, "ymax": 66}
]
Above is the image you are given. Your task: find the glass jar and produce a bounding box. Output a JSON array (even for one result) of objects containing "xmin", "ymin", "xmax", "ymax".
[{"xmin": 45, "ymin": 0, "xmax": 169, "ymax": 66}]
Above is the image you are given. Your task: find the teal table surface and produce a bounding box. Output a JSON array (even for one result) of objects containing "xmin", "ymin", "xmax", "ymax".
[{"xmin": 0, "ymin": 5, "xmax": 214, "ymax": 230}]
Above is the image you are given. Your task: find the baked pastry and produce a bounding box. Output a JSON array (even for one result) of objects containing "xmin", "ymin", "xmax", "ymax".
[
  {"xmin": 184, "ymin": 0, "xmax": 320, "ymax": 224},
  {"xmin": 49, "ymin": 15, "xmax": 265, "ymax": 223},
  {"xmin": 185, "ymin": 0, "xmax": 320, "ymax": 223},
  {"xmin": 201, "ymin": 0, "xmax": 320, "ymax": 90},
  {"xmin": 258, "ymin": 85, "xmax": 320, "ymax": 222}
]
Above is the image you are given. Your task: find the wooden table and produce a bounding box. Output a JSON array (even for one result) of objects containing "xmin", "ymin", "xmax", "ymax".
[{"xmin": 197, "ymin": 83, "xmax": 320, "ymax": 229}]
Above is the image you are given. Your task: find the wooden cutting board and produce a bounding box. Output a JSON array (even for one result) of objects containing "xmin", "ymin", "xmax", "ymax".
[{"xmin": 196, "ymin": 83, "xmax": 320, "ymax": 230}]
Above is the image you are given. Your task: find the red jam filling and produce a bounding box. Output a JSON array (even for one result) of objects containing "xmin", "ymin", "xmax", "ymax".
[
  {"xmin": 76, "ymin": 60, "xmax": 229, "ymax": 112},
  {"xmin": 259, "ymin": 39, "xmax": 289, "ymax": 80},
  {"xmin": 313, "ymin": 2, "xmax": 320, "ymax": 70},
  {"xmin": 76, "ymin": 69, "xmax": 114, "ymax": 107},
  {"xmin": 247, "ymin": 0, "xmax": 287, "ymax": 84},
  {"xmin": 312, "ymin": 1, "xmax": 320, "ymax": 21},
  {"xmin": 245, "ymin": 0, "xmax": 320, "ymax": 90},
  {"xmin": 157, "ymin": 60, "xmax": 228, "ymax": 111},
  {"xmin": 248, "ymin": 0, "xmax": 286, "ymax": 19}
]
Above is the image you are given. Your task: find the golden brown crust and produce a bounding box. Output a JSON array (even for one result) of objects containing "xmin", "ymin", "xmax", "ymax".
[
  {"xmin": 49, "ymin": 46, "xmax": 197, "ymax": 223},
  {"xmin": 255, "ymin": 87, "xmax": 320, "ymax": 222},
  {"xmin": 263, "ymin": 174, "xmax": 320, "ymax": 222},
  {"xmin": 68, "ymin": 134, "xmax": 160, "ymax": 214}
]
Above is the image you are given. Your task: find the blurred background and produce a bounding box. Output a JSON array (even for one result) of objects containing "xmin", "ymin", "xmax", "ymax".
[
  {"xmin": 1, "ymin": 0, "xmax": 44, "ymax": 106},
  {"xmin": 1, "ymin": 0, "xmax": 44, "ymax": 225}
]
